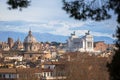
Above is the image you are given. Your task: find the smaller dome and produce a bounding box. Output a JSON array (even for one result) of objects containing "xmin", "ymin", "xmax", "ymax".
[{"xmin": 24, "ymin": 30, "xmax": 37, "ymax": 43}]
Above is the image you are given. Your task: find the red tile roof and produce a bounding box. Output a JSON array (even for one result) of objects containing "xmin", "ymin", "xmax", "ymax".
[{"xmin": 0, "ymin": 68, "xmax": 17, "ymax": 73}]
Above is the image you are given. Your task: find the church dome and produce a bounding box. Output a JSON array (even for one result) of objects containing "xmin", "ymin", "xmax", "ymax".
[{"xmin": 24, "ymin": 30, "xmax": 37, "ymax": 43}]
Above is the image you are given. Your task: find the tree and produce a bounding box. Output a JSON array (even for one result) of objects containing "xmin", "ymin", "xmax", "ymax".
[
  {"xmin": 62, "ymin": 0, "xmax": 120, "ymax": 80},
  {"xmin": 64, "ymin": 52, "xmax": 109, "ymax": 80},
  {"xmin": 7, "ymin": 0, "xmax": 31, "ymax": 10},
  {"xmin": 107, "ymin": 26, "xmax": 120, "ymax": 80},
  {"xmin": 62, "ymin": 0, "xmax": 120, "ymax": 22}
]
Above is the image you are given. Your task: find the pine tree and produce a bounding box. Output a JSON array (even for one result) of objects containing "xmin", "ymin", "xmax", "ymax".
[
  {"xmin": 7, "ymin": 0, "xmax": 31, "ymax": 10},
  {"xmin": 107, "ymin": 26, "xmax": 120, "ymax": 80}
]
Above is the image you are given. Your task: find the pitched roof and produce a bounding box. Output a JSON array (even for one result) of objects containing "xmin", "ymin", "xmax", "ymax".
[
  {"xmin": 42, "ymin": 61, "xmax": 63, "ymax": 65},
  {"xmin": 42, "ymin": 68, "xmax": 53, "ymax": 72},
  {"xmin": 0, "ymin": 68, "xmax": 17, "ymax": 73}
]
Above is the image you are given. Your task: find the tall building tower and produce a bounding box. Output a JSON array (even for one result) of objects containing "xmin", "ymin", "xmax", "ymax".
[
  {"xmin": 13, "ymin": 38, "xmax": 23, "ymax": 50},
  {"xmin": 24, "ymin": 30, "xmax": 39, "ymax": 52},
  {"xmin": 82, "ymin": 31, "xmax": 94, "ymax": 52},
  {"xmin": 8, "ymin": 37, "xmax": 14, "ymax": 49}
]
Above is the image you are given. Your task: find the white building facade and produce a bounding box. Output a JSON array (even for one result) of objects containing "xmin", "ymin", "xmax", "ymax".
[{"xmin": 67, "ymin": 31, "xmax": 94, "ymax": 52}]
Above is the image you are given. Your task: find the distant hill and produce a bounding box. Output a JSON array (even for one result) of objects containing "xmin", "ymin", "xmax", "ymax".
[
  {"xmin": 0, "ymin": 31, "xmax": 114, "ymax": 44},
  {"xmin": 0, "ymin": 31, "xmax": 68, "ymax": 43},
  {"xmin": 94, "ymin": 36, "xmax": 114, "ymax": 44}
]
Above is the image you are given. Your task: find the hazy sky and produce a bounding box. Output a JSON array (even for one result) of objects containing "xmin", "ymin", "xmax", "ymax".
[{"xmin": 0, "ymin": 0, "xmax": 118, "ymax": 38}]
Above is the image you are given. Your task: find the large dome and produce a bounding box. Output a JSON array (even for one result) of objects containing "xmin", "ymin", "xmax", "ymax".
[{"xmin": 24, "ymin": 30, "xmax": 37, "ymax": 43}]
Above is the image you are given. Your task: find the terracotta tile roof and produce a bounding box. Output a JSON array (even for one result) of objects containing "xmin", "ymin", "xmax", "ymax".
[
  {"xmin": 42, "ymin": 61, "xmax": 63, "ymax": 65},
  {"xmin": 0, "ymin": 68, "xmax": 42, "ymax": 74},
  {"xmin": 42, "ymin": 68, "xmax": 53, "ymax": 72},
  {"xmin": 17, "ymin": 68, "xmax": 41, "ymax": 73},
  {"xmin": 0, "ymin": 68, "xmax": 17, "ymax": 73}
]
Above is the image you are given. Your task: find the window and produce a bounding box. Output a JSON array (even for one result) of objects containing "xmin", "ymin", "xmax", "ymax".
[
  {"xmin": 30, "ymin": 46, "xmax": 32, "ymax": 50},
  {"xmin": 44, "ymin": 72, "xmax": 46, "ymax": 77},
  {"xmin": 30, "ymin": 54, "xmax": 33, "ymax": 57},
  {"xmin": 50, "ymin": 72, "xmax": 53, "ymax": 77},
  {"xmin": 47, "ymin": 72, "xmax": 49, "ymax": 76},
  {"xmin": 39, "ymin": 74, "xmax": 41, "ymax": 78},
  {"xmin": 9, "ymin": 74, "xmax": 11, "ymax": 78},
  {"xmin": 87, "ymin": 42, "xmax": 92, "ymax": 48},
  {"xmin": 0, "ymin": 74, "xmax": 1, "ymax": 78},
  {"xmin": 3, "ymin": 74, "xmax": 5, "ymax": 78}
]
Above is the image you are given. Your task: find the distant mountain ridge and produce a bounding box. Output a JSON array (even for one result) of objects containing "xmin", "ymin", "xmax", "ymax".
[
  {"xmin": 0, "ymin": 31, "xmax": 114, "ymax": 44},
  {"xmin": 0, "ymin": 31, "xmax": 68, "ymax": 43}
]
